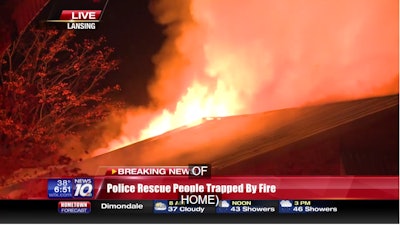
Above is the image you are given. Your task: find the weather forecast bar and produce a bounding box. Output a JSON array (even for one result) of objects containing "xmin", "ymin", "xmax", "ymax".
[{"xmin": 0, "ymin": 200, "xmax": 398, "ymax": 223}]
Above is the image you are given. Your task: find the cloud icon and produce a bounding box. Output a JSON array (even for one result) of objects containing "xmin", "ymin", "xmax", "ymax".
[
  {"xmin": 219, "ymin": 200, "xmax": 230, "ymax": 208},
  {"xmin": 280, "ymin": 200, "xmax": 293, "ymax": 208},
  {"xmin": 154, "ymin": 202, "xmax": 167, "ymax": 211}
]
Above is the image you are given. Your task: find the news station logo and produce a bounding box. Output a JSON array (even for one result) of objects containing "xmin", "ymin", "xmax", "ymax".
[
  {"xmin": 58, "ymin": 201, "xmax": 91, "ymax": 214},
  {"xmin": 48, "ymin": 178, "xmax": 94, "ymax": 199}
]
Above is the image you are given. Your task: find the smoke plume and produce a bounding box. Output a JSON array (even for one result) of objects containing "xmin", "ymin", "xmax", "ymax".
[{"xmin": 93, "ymin": 0, "xmax": 398, "ymax": 155}]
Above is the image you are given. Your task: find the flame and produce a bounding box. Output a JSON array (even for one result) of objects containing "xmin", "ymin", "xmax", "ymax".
[
  {"xmin": 92, "ymin": 0, "xmax": 398, "ymax": 156},
  {"xmin": 139, "ymin": 80, "xmax": 242, "ymax": 139}
]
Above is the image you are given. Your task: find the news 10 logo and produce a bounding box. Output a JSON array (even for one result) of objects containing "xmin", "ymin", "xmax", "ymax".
[
  {"xmin": 73, "ymin": 178, "xmax": 94, "ymax": 198},
  {"xmin": 48, "ymin": 178, "xmax": 94, "ymax": 199}
]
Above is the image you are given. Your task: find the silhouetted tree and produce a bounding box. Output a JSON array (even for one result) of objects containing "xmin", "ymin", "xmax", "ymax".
[{"xmin": 0, "ymin": 28, "xmax": 121, "ymax": 173}]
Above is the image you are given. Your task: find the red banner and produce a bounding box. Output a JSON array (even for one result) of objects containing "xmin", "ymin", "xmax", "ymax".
[
  {"xmin": 90, "ymin": 176, "xmax": 398, "ymax": 200},
  {"xmin": 26, "ymin": 176, "xmax": 398, "ymax": 200},
  {"xmin": 59, "ymin": 10, "xmax": 102, "ymax": 20}
]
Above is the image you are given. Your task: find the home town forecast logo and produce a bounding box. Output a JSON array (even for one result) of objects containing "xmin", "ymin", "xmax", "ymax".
[{"xmin": 47, "ymin": 10, "xmax": 102, "ymax": 30}]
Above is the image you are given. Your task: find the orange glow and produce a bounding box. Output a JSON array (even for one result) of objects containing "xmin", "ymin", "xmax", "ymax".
[
  {"xmin": 139, "ymin": 79, "xmax": 245, "ymax": 139},
  {"xmin": 93, "ymin": 0, "xmax": 398, "ymax": 155}
]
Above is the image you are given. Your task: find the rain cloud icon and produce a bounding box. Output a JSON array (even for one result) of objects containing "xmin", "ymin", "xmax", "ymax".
[{"xmin": 280, "ymin": 200, "xmax": 293, "ymax": 208}]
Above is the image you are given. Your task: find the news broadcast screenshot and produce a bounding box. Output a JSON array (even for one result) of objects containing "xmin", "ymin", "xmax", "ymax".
[{"xmin": 0, "ymin": 0, "xmax": 398, "ymax": 223}]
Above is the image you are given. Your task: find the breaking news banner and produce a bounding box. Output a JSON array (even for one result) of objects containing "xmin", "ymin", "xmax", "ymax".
[
  {"xmin": 45, "ymin": 0, "xmax": 109, "ymax": 30},
  {"xmin": 104, "ymin": 164, "xmax": 211, "ymax": 177},
  {"xmin": 44, "ymin": 166, "xmax": 398, "ymax": 201},
  {"xmin": 14, "ymin": 166, "xmax": 395, "ymax": 222}
]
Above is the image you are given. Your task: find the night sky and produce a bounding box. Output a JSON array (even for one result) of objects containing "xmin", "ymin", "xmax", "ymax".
[
  {"xmin": 39, "ymin": 0, "xmax": 165, "ymax": 106},
  {"xmin": 96, "ymin": 0, "xmax": 164, "ymax": 106}
]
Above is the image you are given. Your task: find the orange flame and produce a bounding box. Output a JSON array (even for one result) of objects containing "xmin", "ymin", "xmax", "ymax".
[
  {"xmin": 139, "ymin": 80, "xmax": 243, "ymax": 138},
  {"xmin": 93, "ymin": 0, "xmax": 398, "ymax": 156}
]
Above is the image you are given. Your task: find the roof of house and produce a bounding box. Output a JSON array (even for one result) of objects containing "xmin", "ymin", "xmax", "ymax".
[{"xmin": 76, "ymin": 94, "xmax": 398, "ymax": 175}]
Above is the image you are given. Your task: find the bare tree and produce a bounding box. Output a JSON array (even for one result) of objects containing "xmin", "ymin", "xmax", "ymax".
[{"xmin": 0, "ymin": 28, "xmax": 122, "ymax": 172}]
